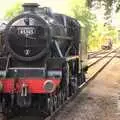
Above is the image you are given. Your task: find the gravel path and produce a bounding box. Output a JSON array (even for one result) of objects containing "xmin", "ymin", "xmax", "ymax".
[{"xmin": 55, "ymin": 56, "xmax": 120, "ymax": 120}]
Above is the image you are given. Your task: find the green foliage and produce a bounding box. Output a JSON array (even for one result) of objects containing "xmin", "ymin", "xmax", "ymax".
[
  {"xmin": 69, "ymin": 0, "xmax": 96, "ymax": 34},
  {"xmin": 4, "ymin": 2, "xmax": 23, "ymax": 20},
  {"xmin": 69, "ymin": 0, "xmax": 117, "ymax": 51},
  {"xmin": 87, "ymin": 0, "xmax": 120, "ymax": 13},
  {"xmin": 116, "ymin": 0, "xmax": 120, "ymax": 12},
  {"xmin": 88, "ymin": 22, "xmax": 117, "ymax": 51}
]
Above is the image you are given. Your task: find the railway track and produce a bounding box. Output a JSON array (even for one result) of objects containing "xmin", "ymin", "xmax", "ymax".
[
  {"xmin": 86, "ymin": 49, "xmax": 118, "ymax": 82},
  {"xmin": 4, "ymin": 48, "xmax": 119, "ymax": 120},
  {"xmin": 88, "ymin": 49, "xmax": 110, "ymax": 59},
  {"xmin": 88, "ymin": 50, "xmax": 103, "ymax": 58},
  {"xmin": 88, "ymin": 48, "xmax": 118, "ymax": 67}
]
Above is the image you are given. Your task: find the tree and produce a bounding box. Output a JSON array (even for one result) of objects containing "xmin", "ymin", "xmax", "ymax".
[
  {"xmin": 86, "ymin": 0, "xmax": 113, "ymax": 21},
  {"xmin": 4, "ymin": 2, "xmax": 23, "ymax": 20},
  {"xmin": 69, "ymin": 0, "xmax": 96, "ymax": 34},
  {"xmin": 116, "ymin": 0, "xmax": 120, "ymax": 12},
  {"xmin": 69, "ymin": 0, "xmax": 117, "ymax": 51},
  {"xmin": 85, "ymin": 0, "xmax": 120, "ymax": 24},
  {"xmin": 87, "ymin": 0, "xmax": 120, "ymax": 13}
]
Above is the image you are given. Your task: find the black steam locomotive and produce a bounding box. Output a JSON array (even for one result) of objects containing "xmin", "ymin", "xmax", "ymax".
[{"xmin": 0, "ymin": 3, "xmax": 88, "ymax": 117}]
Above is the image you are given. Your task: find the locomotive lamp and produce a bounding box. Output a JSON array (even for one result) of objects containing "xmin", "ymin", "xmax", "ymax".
[{"xmin": 44, "ymin": 80, "xmax": 56, "ymax": 93}]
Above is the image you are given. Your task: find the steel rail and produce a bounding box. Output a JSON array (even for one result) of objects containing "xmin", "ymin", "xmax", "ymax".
[
  {"xmin": 88, "ymin": 50, "xmax": 104, "ymax": 59},
  {"xmin": 88, "ymin": 48, "xmax": 118, "ymax": 68}
]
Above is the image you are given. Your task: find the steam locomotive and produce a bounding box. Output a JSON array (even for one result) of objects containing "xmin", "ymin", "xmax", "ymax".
[{"xmin": 0, "ymin": 3, "xmax": 88, "ymax": 117}]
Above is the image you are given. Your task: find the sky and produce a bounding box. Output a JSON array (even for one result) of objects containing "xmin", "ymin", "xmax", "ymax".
[{"xmin": 0, "ymin": 0, "xmax": 69, "ymax": 19}]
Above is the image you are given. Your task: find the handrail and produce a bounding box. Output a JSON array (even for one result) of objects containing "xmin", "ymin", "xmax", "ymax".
[{"xmin": 4, "ymin": 55, "xmax": 11, "ymax": 77}]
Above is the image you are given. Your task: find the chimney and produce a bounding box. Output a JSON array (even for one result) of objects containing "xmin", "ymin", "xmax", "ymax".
[{"xmin": 22, "ymin": 3, "xmax": 39, "ymax": 12}]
